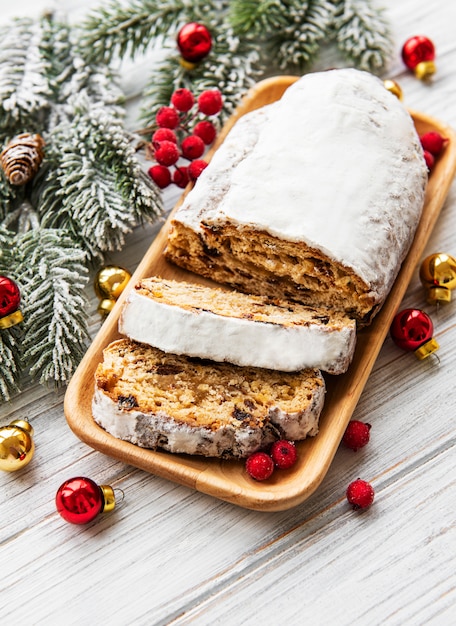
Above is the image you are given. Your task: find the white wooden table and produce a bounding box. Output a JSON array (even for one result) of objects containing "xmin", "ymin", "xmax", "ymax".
[{"xmin": 2, "ymin": 1, "xmax": 456, "ymax": 623}]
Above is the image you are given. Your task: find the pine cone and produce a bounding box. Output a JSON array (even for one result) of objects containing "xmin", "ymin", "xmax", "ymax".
[{"xmin": 0, "ymin": 133, "xmax": 45, "ymax": 185}]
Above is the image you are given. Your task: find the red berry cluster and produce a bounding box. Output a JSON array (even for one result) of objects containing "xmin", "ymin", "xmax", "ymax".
[
  {"xmin": 342, "ymin": 420, "xmax": 375, "ymax": 510},
  {"xmin": 147, "ymin": 87, "xmax": 223, "ymax": 189},
  {"xmin": 245, "ymin": 440, "xmax": 298, "ymax": 481},
  {"xmin": 420, "ymin": 130, "xmax": 447, "ymax": 173}
]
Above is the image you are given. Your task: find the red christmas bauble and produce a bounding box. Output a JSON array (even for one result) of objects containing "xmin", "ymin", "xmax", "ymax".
[
  {"xmin": 177, "ymin": 22, "xmax": 212, "ymax": 63},
  {"xmin": 0, "ymin": 275, "xmax": 23, "ymax": 328},
  {"xmin": 390, "ymin": 308, "xmax": 439, "ymax": 360},
  {"xmin": 0, "ymin": 275, "xmax": 21, "ymax": 317},
  {"xmin": 401, "ymin": 36, "xmax": 436, "ymax": 79},
  {"xmin": 55, "ymin": 477, "xmax": 115, "ymax": 525}
]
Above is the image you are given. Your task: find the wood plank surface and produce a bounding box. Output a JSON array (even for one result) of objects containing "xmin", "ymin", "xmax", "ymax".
[{"xmin": 1, "ymin": 0, "xmax": 456, "ymax": 623}]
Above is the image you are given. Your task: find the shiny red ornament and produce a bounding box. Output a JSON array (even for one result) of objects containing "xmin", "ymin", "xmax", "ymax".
[
  {"xmin": 0, "ymin": 275, "xmax": 23, "ymax": 329},
  {"xmin": 55, "ymin": 477, "xmax": 116, "ymax": 525},
  {"xmin": 177, "ymin": 22, "xmax": 212, "ymax": 65},
  {"xmin": 401, "ymin": 35, "xmax": 436, "ymax": 80},
  {"xmin": 390, "ymin": 308, "xmax": 439, "ymax": 360}
]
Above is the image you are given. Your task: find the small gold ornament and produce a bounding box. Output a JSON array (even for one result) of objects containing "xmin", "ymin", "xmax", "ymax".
[
  {"xmin": 415, "ymin": 61, "xmax": 436, "ymax": 81},
  {"xmin": 94, "ymin": 265, "xmax": 132, "ymax": 315},
  {"xmin": 0, "ymin": 133, "xmax": 45, "ymax": 186},
  {"xmin": 420, "ymin": 252, "xmax": 456, "ymax": 304},
  {"xmin": 0, "ymin": 420, "xmax": 35, "ymax": 472},
  {"xmin": 179, "ymin": 58, "xmax": 198, "ymax": 71},
  {"xmin": 383, "ymin": 79, "xmax": 403, "ymax": 100}
]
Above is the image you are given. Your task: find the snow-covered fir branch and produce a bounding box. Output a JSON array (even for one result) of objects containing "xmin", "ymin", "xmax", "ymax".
[
  {"xmin": 82, "ymin": 0, "xmax": 393, "ymax": 125},
  {"xmin": 17, "ymin": 228, "xmax": 91, "ymax": 387},
  {"xmin": 0, "ymin": 15, "xmax": 164, "ymax": 401},
  {"xmin": 80, "ymin": 0, "xmax": 231, "ymax": 64},
  {"xmin": 0, "ymin": 326, "xmax": 23, "ymax": 401},
  {"xmin": 269, "ymin": 0, "xmax": 335, "ymax": 70},
  {"xmin": 332, "ymin": 0, "xmax": 393, "ymax": 72},
  {"xmin": 0, "ymin": 172, "xmax": 23, "ymax": 222},
  {"xmin": 0, "ymin": 18, "xmax": 53, "ymax": 137},
  {"xmin": 229, "ymin": 0, "xmax": 296, "ymax": 36},
  {"xmin": 0, "ymin": 226, "xmax": 23, "ymax": 400},
  {"xmin": 34, "ymin": 94, "xmax": 162, "ymax": 259}
]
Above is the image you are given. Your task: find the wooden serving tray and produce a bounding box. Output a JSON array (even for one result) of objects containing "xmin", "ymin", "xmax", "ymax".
[{"xmin": 64, "ymin": 76, "xmax": 456, "ymax": 511}]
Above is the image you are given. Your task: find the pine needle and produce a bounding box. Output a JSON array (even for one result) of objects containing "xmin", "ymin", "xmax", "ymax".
[
  {"xmin": 332, "ymin": 0, "xmax": 393, "ymax": 73},
  {"xmin": 0, "ymin": 226, "xmax": 23, "ymax": 400},
  {"xmin": 17, "ymin": 228, "xmax": 91, "ymax": 387}
]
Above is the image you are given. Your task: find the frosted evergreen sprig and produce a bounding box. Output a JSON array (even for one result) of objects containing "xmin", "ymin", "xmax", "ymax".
[
  {"xmin": 34, "ymin": 95, "xmax": 162, "ymax": 259},
  {"xmin": 0, "ymin": 326, "xmax": 23, "ymax": 401},
  {"xmin": 0, "ymin": 15, "xmax": 164, "ymax": 402},
  {"xmin": 79, "ymin": 0, "xmax": 262, "ymax": 123},
  {"xmin": 16, "ymin": 228, "xmax": 91, "ymax": 387},
  {"xmin": 80, "ymin": 0, "xmax": 230, "ymax": 64},
  {"xmin": 83, "ymin": 0, "xmax": 393, "ymax": 126},
  {"xmin": 229, "ymin": 0, "xmax": 292, "ymax": 36},
  {"xmin": 0, "ymin": 226, "xmax": 23, "ymax": 400},
  {"xmin": 269, "ymin": 0, "xmax": 335, "ymax": 70},
  {"xmin": 0, "ymin": 18, "xmax": 53, "ymax": 137},
  {"xmin": 229, "ymin": 0, "xmax": 392, "ymax": 73},
  {"xmin": 332, "ymin": 0, "xmax": 393, "ymax": 73},
  {"xmin": 0, "ymin": 172, "xmax": 23, "ymax": 222}
]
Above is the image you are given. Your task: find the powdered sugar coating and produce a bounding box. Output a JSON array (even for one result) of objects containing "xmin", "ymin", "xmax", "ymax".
[
  {"xmin": 173, "ymin": 69, "xmax": 428, "ymax": 307},
  {"xmin": 119, "ymin": 289, "xmax": 356, "ymax": 374}
]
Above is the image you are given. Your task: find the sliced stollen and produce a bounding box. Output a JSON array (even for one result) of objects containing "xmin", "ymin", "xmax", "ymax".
[
  {"xmin": 165, "ymin": 68, "xmax": 428, "ymax": 324},
  {"xmin": 92, "ymin": 339, "xmax": 326, "ymax": 458},
  {"xmin": 119, "ymin": 276, "xmax": 357, "ymax": 375}
]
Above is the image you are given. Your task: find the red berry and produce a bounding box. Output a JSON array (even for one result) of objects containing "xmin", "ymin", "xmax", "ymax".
[
  {"xmin": 346, "ymin": 479, "xmax": 375, "ymax": 510},
  {"xmin": 171, "ymin": 88, "xmax": 195, "ymax": 112},
  {"xmin": 173, "ymin": 166, "xmax": 190, "ymax": 188},
  {"xmin": 181, "ymin": 135, "xmax": 205, "ymax": 160},
  {"xmin": 188, "ymin": 159, "xmax": 208, "ymax": 180},
  {"xmin": 155, "ymin": 106, "xmax": 180, "ymax": 129},
  {"xmin": 342, "ymin": 420, "xmax": 371, "ymax": 451},
  {"xmin": 193, "ymin": 120, "xmax": 216, "ymax": 145},
  {"xmin": 423, "ymin": 149, "xmax": 435, "ymax": 171},
  {"xmin": 152, "ymin": 128, "xmax": 177, "ymax": 145},
  {"xmin": 197, "ymin": 89, "xmax": 223, "ymax": 115},
  {"xmin": 245, "ymin": 451, "xmax": 274, "ymax": 481},
  {"xmin": 148, "ymin": 165, "xmax": 171, "ymax": 188},
  {"xmin": 420, "ymin": 131, "xmax": 446, "ymax": 156},
  {"xmin": 154, "ymin": 140, "xmax": 180, "ymax": 166},
  {"xmin": 270, "ymin": 440, "xmax": 297, "ymax": 469}
]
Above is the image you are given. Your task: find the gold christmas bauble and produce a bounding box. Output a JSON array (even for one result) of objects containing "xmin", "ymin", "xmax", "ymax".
[
  {"xmin": 383, "ymin": 79, "xmax": 403, "ymax": 100},
  {"xmin": 0, "ymin": 420, "xmax": 35, "ymax": 472},
  {"xmin": 94, "ymin": 265, "xmax": 132, "ymax": 315},
  {"xmin": 419, "ymin": 252, "xmax": 456, "ymax": 304}
]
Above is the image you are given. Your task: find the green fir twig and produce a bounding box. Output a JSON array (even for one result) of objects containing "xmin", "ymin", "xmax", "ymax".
[
  {"xmin": 34, "ymin": 94, "xmax": 162, "ymax": 259},
  {"xmin": 0, "ymin": 15, "xmax": 163, "ymax": 402},
  {"xmin": 79, "ymin": 0, "xmax": 230, "ymax": 64},
  {"xmin": 16, "ymin": 228, "xmax": 91, "ymax": 387},
  {"xmin": 0, "ymin": 226, "xmax": 23, "ymax": 400},
  {"xmin": 332, "ymin": 0, "xmax": 393, "ymax": 73}
]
